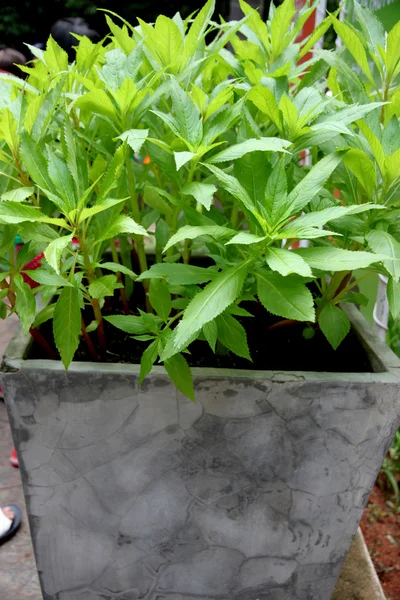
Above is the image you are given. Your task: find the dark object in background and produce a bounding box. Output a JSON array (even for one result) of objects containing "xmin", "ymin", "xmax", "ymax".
[
  {"xmin": 50, "ymin": 17, "xmax": 100, "ymax": 60},
  {"xmin": 0, "ymin": 0, "xmax": 230, "ymax": 56},
  {"xmin": 0, "ymin": 47, "xmax": 26, "ymax": 77}
]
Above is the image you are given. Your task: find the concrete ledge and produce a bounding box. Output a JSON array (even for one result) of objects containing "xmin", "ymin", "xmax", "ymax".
[{"xmin": 332, "ymin": 528, "xmax": 386, "ymax": 600}]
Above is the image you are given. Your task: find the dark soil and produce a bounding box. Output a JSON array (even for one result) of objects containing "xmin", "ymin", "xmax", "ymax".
[
  {"xmin": 29, "ymin": 281, "xmax": 372, "ymax": 372},
  {"xmin": 361, "ymin": 481, "xmax": 400, "ymax": 600}
]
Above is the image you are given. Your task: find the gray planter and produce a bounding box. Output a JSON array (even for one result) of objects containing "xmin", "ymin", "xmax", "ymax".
[{"xmin": 1, "ymin": 305, "xmax": 399, "ymax": 600}]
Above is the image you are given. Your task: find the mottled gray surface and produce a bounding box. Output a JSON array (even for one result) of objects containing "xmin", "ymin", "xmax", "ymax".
[{"xmin": 2, "ymin": 363, "xmax": 399, "ymax": 600}]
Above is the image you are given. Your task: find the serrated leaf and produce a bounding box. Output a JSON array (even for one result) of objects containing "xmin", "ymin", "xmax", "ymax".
[
  {"xmin": 98, "ymin": 262, "xmax": 137, "ymax": 279},
  {"xmin": 97, "ymin": 215, "xmax": 147, "ymax": 242},
  {"xmin": 89, "ymin": 275, "xmax": 119, "ymax": 299},
  {"xmin": 265, "ymin": 247, "xmax": 312, "ymax": 277},
  {"xmin": 32, "ymin": 303, "xmax": 55, "ymax": 328},
  {"xmin": 216, "ymin": 312, "xmax": 251, "ymax": 360},
  {"xmin": 297, "ymin": 247, "xmax": 382, "ymax": 271},
  {"xmin": 138, "ymin": 262, "xmax": 217, "ymax": 285},
  {"xmin": 139, "ymin": 340, "xmax": 160, "ymax": 384},
  {"xmin": 104, "ymin": 314, "xmax": 154, "ymax": 335},
  {"xmin": 264, "ymin": 157, "xmax": 287, "ymax": 221},
  {"xmin": 367, "ymin": 230, "xmax": 400, "ymax": 280},
  {"xmin": 47, "ymin": 149, "xmax": 77, "ymax": 213},
  {"xmin": 226, "ymin": 232, "xmax": 266, "ymax": 245},
  {"xmin": 174, "ymin": 151, "xmax": 196, "ymax": 171},
  {"xmin": 75, "ymin": 89, "xmax": 118, "ymax": 121},
  {"xmin": 44, "ymin": 234, "xmax": 73, "ymax": 274},
  {"xmin": 205, "ymin": 164, "xmax": 259, "ymax": 221},
  {"xmin": 0, "ymin": 201, "xmax": 65, "ymax": 226},
  {"xmin": 256, "ymin": 269, "xmax": 315, "ymax": 322},
  {"xmin": 163, "ymin": 225, "xmax": 233, "ymax": 253},
  {"xmin": 19, "ymin": 132, "xmax": 53, "ymax": 191},
  {"xmin": 234, "ymin": 152, "xmax": 270, "ymax": 213},
  {"xmin": 162, "ymin": 261, "xmax": 250, "ymax": 359},
  {"xmin": 164, "ymin": 353, "xmax": 195, "ymax": 401},
  {"xmin": 148, "ymin": 279, "xmax": 172, "ymax": 322},
  {"xmin": 248, "ymin": 85, "xmax": 282, "ymax": 131},
  {"xmin": 182, "ymin": 0, "xmax": 215, "ymax": 65},
  {"xmin": 343, "ymin": 149, "xmax": 376, "ymax": 197},
  {"xmin": 318, "ymin": 304, "xmax": 350, "ymax": 350},
  {"xmin": 285, "ymin": 203, "xmax": 383, "ymax": 230},
  {"xmin": 2, "ymin": 187, "xmax": 34, "ymax": 202},
  {"xmin": 339, "ymin": 291, "xmax": 369, "ymax": 307},
  {"xmin": 23, "ymin": 268, "xmax": 73, "ymax": 287},
  {"xmin": 387, "ymin": 277, "xmax": 400, "ymax": 318},
  {"xmin": 53, "ymin": 286, "xmax": 81, "ymax": 369},
  {"xmin": 77, "ymin": 198, "xmax": 125, "ymax": 223},
  {"xmin": 13, "ymin": 273, "xmax": 36, "ymax": 334},
  {"xmin": 331, "ymin": 17, "xmax": 374, "ymax": 83},
  {"xmin": 208, "ymin": 137, "xmax": 291, "ymax": 163},
  {"xmin": 203, "ymin": 320, "xmax": 217, "ymax": 352},
  {"xmin": 117, "ymin": 129, "xmax": 149, "ymax": 153},
  {"xmin": 181, "ymin": 182, "xmax": 216, "ymax": 210},
  {"xmin": 45, "ymin": 35, "xmax": 68, "ymax": 72},
  {"xmin": 170, "ymin": 80, "xmax": 203, "ymax": 147}
]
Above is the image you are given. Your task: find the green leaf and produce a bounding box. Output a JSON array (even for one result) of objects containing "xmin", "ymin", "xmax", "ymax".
[
  {"xmin": 203, "ymin": 320, "xmax": 217, "ymax": 352},
  {"xmin": 148, "ymin": 279, "xmax": 172, "ymax": 322},
  {"xmin": 45, "ymin": 35, "xmax": 69, "ymax": 72},
  {"xmin": 264, "ymin": 157, "xmax": 287, "ymax": 221},
  {"xmin": 89, "ymin": 275, "xmax": 119, "ymax": 299},
  {"xmin": 205, "ymin": 164, "xmax": 259, "ymax": 221},
  {"xmin": 182, "ymin": 0, "xmax": 215, "ymax": 65},
  {"xmin": 265, "ymin": 247, "xmax": 312, "ymax": 277},
  {"xmin": 117, "ymin": 129, "xmax": 149, "ymax": 153},
  {"xmin": 343, "ymin": 149, "xmax": 376, "ymax": 196},
  {"xmin": 164, "ymin": 353, "xmax": 195, "ymax": 401},
  {"xmin": 32, "ymin": 303, "xmax": 55, "ymax": 328},
  {"xmin": 256, "ymin": 269, "xmax": 315, "ymax": 322},
  {"xmin": 270, "ymin": 0, "xmax": 295, "ymax": 58},
  {"xmin": 207, "ymin": 137, "xmax": 291, "ymax": 163},
  {"xmin": 53, "ymin": 286, "xmax": 81, "ymax": 369},
  {"xmin": 0, "ymin": 201, "xmax": 66, "ymax": 226},
  {"xmin": 318, "ymin": 304, "xmax": 350, "ymax": 350},
  {"xmin": 138, "ymin": 262, "xmax": 217, "ymax": 285},
  {"xmin": 331, "ymin": 16, "xmax": 374, "ymax": 84},
  {"xmin": 248, "ymin": 85, "xmax": 282, "ymax": 131},
  {"xmin": 297, "ymin": 247, "xmax": 382, "ymax": 271},
  {"xmin": 234, "ymin": 152, "xmax": 270, "ymax": 213},
  {"xmin": 226, "ymin": 232, "xmax": 266, "ymax": 245},
  {"xmin": 2, "ymin": 187, "xmax": 34, "ymax": 202},
  {"xmin": 170, "ymin": 79, "xmax": 203, "ymax": 147},
  {"xmin": 216, "ymin": 312, "xmax": 251, "ymax": 360},
  {"xmin": 139, "ymin": 340, "xmax": 159, "ymax": 384},
  {"xmin": 44, "ymin": 234, "xmax": 74, "ymax": 274},
  {"xmin": 387, "ymin": 277, "xmax": 400, "ymax": 318},
  {"xmin": 97, "ymin": 215, "xmax": 147, "ymax": 242},
  {"xmin": 367, "ymin": 230, "xmax": 400, "ymax": 280},
  {"xmin": 19, "ymin": 222, "xmax": 58, "ymax": 243},
  {"xmin": 47, "ymin": 149, "xmax": 76, "ymax": 213},
  {"xmin": 285, "ymin": 203, "xmax": 383, "ymax": 230},
  {"xmin": 104, "ymin": 314, "xmax": 153, "ymax": 335},
  {"xmin": 353, "ymin": 1, "xmax": 385, "ymax": 51},
  {"xmin": 77, "ymin": 198, "xmax": 125, "ymax": 223},
  {"xmin": 75, "ymin": 89, "xmax": 118, "ymax": 121},
  {"xmin": 98, "ymin": 262, "xmax": 137, "ymax": 279},
  {"xmin": 163, "ymin": 225, "xmax": 233, "ymax": 253},
  {"xmin": 181, "ymin": 182, "xmax": 216, "ymax": 211},
  {"xmin": 339, "ymin": 291, "xmax": 369, "ymax": 306},
  {"xmin": 162, "ymin": 261, "xmax": 250, "ymax": 359},
  {"xmin": 13, "ymin": 273, "xmax": 36, "ymax": 334},
  {"xmin": 143, "ymin": 185, "xmax": 172, "ymax": 215},
  {"xmin": 174, "ymin": 151, "xmax": 196, "ymax": 171},
  {"xmin": 23, "ymin": 268, "xmax": 73, "ymax": 287},
  {"xmin": 284, "ymin": 152, "xmax": 344, "ymax": 217}
]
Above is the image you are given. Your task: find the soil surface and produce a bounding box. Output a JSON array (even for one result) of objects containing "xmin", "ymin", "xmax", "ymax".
[
  {"xmin": 361, "ymin": 482, "xmax": 400, "ymax": 600},
  {"xmin": 28, "ymin": 287, "xmax": 372, "ymax": 372}
]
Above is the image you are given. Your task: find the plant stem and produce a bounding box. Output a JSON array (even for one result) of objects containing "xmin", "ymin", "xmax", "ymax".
[
  {"xmin": 110, "ymin": 240, "xmax": 129, "ymax": 315},
  {"xmin": 125, "ymin": 152, "xmax": 151, "ymax": 311},
  {"xmin": 231, "ymin": 203, "xmax": 239, "ymax": 229},
  {"xmin": 78, "ymin": 234, "xmax": 106, "ymax": 349},
  {"xmin": 81, "ymin": 318, "xmax": 101, "ymax": 361}
]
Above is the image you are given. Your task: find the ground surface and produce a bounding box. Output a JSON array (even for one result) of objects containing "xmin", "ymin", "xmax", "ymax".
[
  {"xmin": 361, "ymin": 484, "xmax": 400, "ymax": 600},
  {"xmin": 0, "ymin": 316, "xmax": 42, "ymax": 600}
]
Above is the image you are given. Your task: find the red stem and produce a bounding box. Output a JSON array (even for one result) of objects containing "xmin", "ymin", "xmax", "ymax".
[
  {"xmin": 81, "ymin": 319, "xmax": 101, "ymax": 361},
  {"xmin": 29, "ymin": 328, "xmax": 56, "ymax": 360}
]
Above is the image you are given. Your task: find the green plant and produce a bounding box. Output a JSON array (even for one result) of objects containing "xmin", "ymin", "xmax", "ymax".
[
  {"xmin": 381, "ymin": 430, "xmax": 400, "ymax": 510},
  {"xmin": 0, "ymin": 0, "xmax": 400, "ymax": 399}
]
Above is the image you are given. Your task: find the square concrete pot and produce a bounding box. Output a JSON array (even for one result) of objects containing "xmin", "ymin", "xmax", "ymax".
[{"xmin": 1, "ymin": 305, "xmax": 399, "ymax": 600}]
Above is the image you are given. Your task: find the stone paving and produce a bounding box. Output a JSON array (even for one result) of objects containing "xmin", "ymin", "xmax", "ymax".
[
  {"xmin": 0, "ymin": 316, "xmax": 42, "ymax": 600},
  {"xmin": 0, "ymin": 316, "xmax": 380, "ymax": 600}
]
